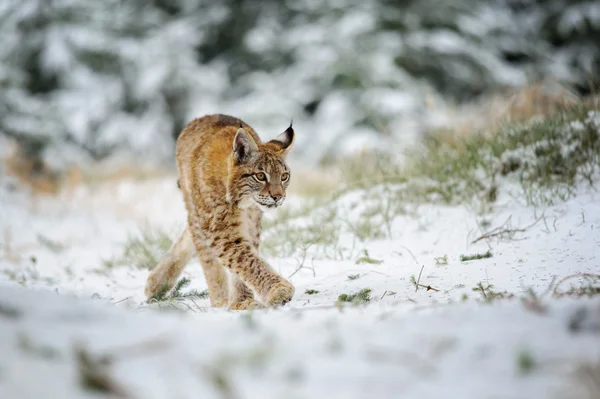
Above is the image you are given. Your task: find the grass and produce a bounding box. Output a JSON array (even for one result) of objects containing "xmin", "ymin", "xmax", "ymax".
[
  {"xmin": 259, "ymin": 99, "xmax": 599, "ymax": 260},
  {"xmin": 355, "ymin": 250, "xmax": 383, "ymax": 265},
  {"xmin": 347, "ymin": 274, "xmax": 361, "ymax": 280},
  {"xmin": 553, "ymin": 273, "xmax": 600, "ymax": 298},
  {"xmin": 560, "ymin": 285, "xmax": 600, "ymax": 298},
  {"xmin": 304, "ymin": 289, "xmax": 319, "ymax": 295},
  {"xmin": 460, "ymin": 250, "xmax": 493, "ymax": 262},
  {"xmin": 472, "ymin": 282, "xmax": 514, "ymax": 302},
  {"xmin": 261, "ymin": 205, "xmax": 345, "ymax": 259},
  {"xmin": 104, "ymin": 225, "xmax": 172, "ymax": 270},
  {"xmin": 338, "ymin": 100, "xmax": 599, "ymax": 208},
  {"xmin": 435, "ymin": 255, "xmax": 448, "ymax": 265},
  {"xmin": 337, "ymin": 288, "xmax": 372, "ymax": 305},
  {"xmin": 344, "ymin": 217, "xmax": 386, "ymax": 242},
  {"xmin": 517, "ymin": 350, "xmax": 536, "ymax": 375}
]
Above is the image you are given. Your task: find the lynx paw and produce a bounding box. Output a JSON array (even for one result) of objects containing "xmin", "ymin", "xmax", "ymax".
[
  {"xmin": 263, "ymin": 280, "xmax": 295, "ymax": 307},
  {"xmin": 228, "ymin": 298, "xmax": 265, "ymax": 311},
  {"xmin": 144, "ymin": 269, "xmax": 172, "ymax": 299}
]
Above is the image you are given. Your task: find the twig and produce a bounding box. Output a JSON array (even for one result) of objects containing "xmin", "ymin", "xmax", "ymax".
[
  {"xmin": 380, "ymin": 290, "xmax": 388, "ymax": 300},
  {"xmin": 416, "ymin": 284, "xmax": 440, "ymax": 292},
  {"xmin": 368, "ymin": 270, "xmax": 392, "ymax": 277},
  {"xmin": 541, "ymin": 213, "xmax": 551, "ymax": 234},
  {"xmin": 288, "ymin": 246, "xmax": 315, "ymax": 279},
  {"xmin": 112, "ymin": 297, "xmax": 131, "ymax": 305},
  {"xmin": 471, "ymin": 216, "xmax": 543, "ymax": 244}
]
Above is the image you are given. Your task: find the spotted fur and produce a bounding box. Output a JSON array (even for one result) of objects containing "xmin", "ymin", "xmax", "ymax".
[{"xmin": 144, "ymin": 114, "xmax": 295, "ymax": 309}]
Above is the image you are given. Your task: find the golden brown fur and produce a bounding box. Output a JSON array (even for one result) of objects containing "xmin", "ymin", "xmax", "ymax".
[{"xmin": 145, "ymin": 114, "xmax": 295, "ymax": 309}]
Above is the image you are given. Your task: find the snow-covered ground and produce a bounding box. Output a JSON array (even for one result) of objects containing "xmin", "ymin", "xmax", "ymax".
[{"xmin": 1, "ymin": 175, "xmax": 599, "ymax": 398}]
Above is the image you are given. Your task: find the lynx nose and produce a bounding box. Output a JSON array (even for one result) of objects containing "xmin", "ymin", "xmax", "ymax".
[{"xmin": 271, "ymin": 194, "xmax": 283, "ymax": 202}]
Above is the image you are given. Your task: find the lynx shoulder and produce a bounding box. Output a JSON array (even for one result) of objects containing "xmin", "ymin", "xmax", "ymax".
[{"xmin": 145, "ymin": 114, "xmax": 295, "ymax": 309}]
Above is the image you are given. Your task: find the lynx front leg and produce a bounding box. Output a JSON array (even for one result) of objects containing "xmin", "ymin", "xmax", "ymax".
[
  {"xmin": 213, "ymin": 236, "xmax": 294, "ymax": 307},
  {"xmin": 228, "ymin": 273, "xmax": 264, "ymax": 310},
  {"xmin": 145, "ymin": 226, "xmax": 196, "ymax": 299}
]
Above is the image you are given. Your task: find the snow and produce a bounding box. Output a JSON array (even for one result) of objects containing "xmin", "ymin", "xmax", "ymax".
[
  {"xmin": 1, "ymin": 171, "xmax": 600, "ymax": 397},
  {"xmin": 1, "ymin": 285, "xmax": 599, "ymax": 399}
]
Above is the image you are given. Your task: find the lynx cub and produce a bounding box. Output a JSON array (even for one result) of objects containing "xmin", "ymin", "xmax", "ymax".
[{"xmin": 144, "ymin": 114, "xmax": 295, "ymax": 310}]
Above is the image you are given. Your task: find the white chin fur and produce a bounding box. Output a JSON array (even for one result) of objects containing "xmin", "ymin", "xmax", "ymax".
[{"xmin": 255, "ymin": 202, "xmax": 278, "ymax": 212}]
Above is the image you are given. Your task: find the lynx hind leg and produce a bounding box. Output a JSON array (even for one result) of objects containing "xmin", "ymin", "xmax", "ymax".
[
  {"xmin": 228, "ymin": 274, "xmax": 264, "ymax": 310},
  {"xmin": 145, "ymin": 226, "xmax": 196, "ymax": 299}
]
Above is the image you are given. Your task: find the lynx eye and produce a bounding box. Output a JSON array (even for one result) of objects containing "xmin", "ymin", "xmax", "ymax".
[
  {"xmin": 254, "ymin": 172, "xmax": 267, "ymax": 182},
  {"xmin": 281, "ymin": 172, "xmax": 289, "ymax": 182}
]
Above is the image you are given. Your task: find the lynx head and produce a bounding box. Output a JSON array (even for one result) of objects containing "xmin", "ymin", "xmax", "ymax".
[{"xmin": 228, "ymin": 123, "xmax": 294, "ymax": 211}]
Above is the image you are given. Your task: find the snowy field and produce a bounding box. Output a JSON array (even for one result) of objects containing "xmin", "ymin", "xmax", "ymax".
[
  {"xmin": 1, "ymin": 171, "xmax": 599, "ymax": 398},
  {"xmin": 2, "ymin": 0, "xmax": 600, "ymax": 397}
]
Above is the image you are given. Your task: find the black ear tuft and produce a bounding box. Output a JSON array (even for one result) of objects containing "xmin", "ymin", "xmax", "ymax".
[{"xmin": 269, "ymin": 122, "xmax": 295, "ymax": 156}]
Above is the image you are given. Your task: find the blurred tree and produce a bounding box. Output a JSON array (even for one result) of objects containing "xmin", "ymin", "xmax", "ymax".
[{"xmin": 0, "ymin": 0, "xmax": 598, "ymax": 172}]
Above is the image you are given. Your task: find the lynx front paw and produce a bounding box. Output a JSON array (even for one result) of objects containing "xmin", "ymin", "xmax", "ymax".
[
  {"xmin": 144, "ymin": 269, "xmax": 172, "ymax": 299},
  {"xmin": 263, "ymin": 280, "xmax": 295, "ymax": 307},
  {"xmin": 228, "ymin": 298, "xmax": 265, "ymax": 311}
]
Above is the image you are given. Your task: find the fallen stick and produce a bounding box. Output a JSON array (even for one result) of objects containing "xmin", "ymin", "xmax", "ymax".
[{"xmin": 471, "ymin": 216, "xmax": 542, "ymax": 244}]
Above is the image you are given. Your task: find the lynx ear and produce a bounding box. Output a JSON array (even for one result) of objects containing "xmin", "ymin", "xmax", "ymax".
[
  {"xmin": 233, "ymin": 128, "xmax": 258, "ymax": 164},
  {"xmin": 269, "ymin": 122, "xmax": 295, "ymax": 157}
]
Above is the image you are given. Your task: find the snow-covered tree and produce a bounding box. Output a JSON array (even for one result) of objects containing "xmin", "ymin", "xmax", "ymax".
[{"xmin": 0, "ymin": 0, "xmax": 598, "ymax": 171}]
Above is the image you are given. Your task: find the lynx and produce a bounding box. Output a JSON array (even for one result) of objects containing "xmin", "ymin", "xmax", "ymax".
[{"xmin": 144, "ymin": 114, "xmax": 295, "ymax": 310}]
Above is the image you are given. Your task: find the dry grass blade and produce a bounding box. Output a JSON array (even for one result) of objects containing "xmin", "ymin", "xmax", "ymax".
[
  {"xmin": 553, "ymin": 273, "xmax": 600, "ymax": 297},
  {"xmin": 415, "ymin": 265, "xmax": 424, "ymax": 293},
  {"xmin": 411, "ymin": 266, "xmax": 440, "ymax": 292},
  {"xmin": 398, "ymin": 245, "xmax": 419, "ymax": 266}
]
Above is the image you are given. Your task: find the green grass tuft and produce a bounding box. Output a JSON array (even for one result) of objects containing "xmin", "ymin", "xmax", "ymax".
[
  {"xmin": 337, "ymin": 288, "xmax": 372, "ymax": 305},
  {"xmin": 435, "ymin": 255, "xmax": 448, "ymax": 265},
  {"xmin": 517, "ymin": 350, "xmax": 536, "ymax": 375},
  {"xmin": 460, "ymin": 250, "xmax": 493, "ymax": 262},
  {"xmin": 148, "ymin": 277, "xmax": 209, "ymax": 303},
  {"xmin": 355, "ymin": 250, "xmax": 383, "ymax": 265},
  {"xmin": 304, "ymin": 289, "xmax": 319, "ymax": 295},
  {"xmin": 472, "ymin": 282, "xmax": 514, "ymax": 302}
]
